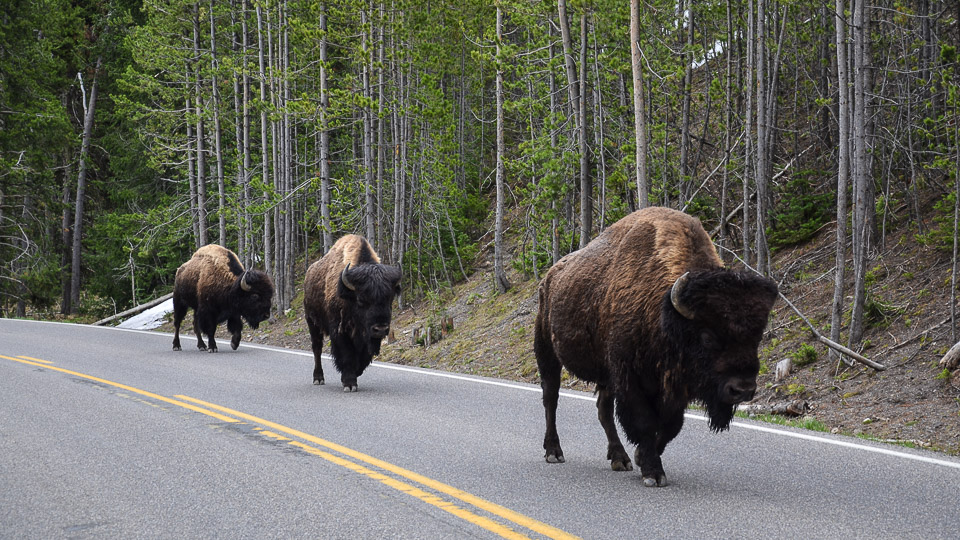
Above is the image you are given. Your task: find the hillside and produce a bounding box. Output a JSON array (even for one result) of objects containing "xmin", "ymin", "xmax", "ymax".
[{"xmin": 155, "ymin": 201, "xmax": 960, "ymax": 457}]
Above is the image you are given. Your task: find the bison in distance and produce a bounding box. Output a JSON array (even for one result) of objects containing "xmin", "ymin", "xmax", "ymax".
[
  {"xmin": 534, "ymin": 207, "xmax": 778, "ymax": 487},
  {"xmin": 172, "ymin": 245, "xmax": 274, "ymax": 353},
  {"xmin": 304, "ymin": 235, "xmax": 401, "ymax": 392}
]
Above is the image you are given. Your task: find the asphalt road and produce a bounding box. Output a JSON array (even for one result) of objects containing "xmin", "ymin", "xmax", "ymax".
[{"xmin": 2, "ymin": 318, "xmax": 959, "ymax": 539}]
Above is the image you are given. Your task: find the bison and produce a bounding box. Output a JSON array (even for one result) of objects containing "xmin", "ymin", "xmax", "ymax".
[
  {"xmin": 172, "ymin": 244, "xmax": 274, "ymax": 353},
  {"xmin": 534, "ymin": 207, "xmax": 778, "ymax": 487},
  {"xmin": 304, "ymin": 235, "xmax": 401, "ymax": 392}
]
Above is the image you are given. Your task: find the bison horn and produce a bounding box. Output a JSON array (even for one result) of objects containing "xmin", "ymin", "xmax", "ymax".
[
  {"xmin": 340, "ymin": 263, "xmax": 357, "ymax": 291},
  {"xmin": 240, "ymin": 271, "xmax": 252, "ymax": 292},
  {"xmin": 670, "ymin": 272, "xmax": 695, "ymax": 319}
]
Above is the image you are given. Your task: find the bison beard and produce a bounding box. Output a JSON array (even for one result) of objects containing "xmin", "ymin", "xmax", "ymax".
[
  {"xmin": 304, "ymin": 235, "xmax": 401, "ymax": 392},
  {"xmin": 535, "ymin": 207, "xmax": 778, "ymax": 487}
]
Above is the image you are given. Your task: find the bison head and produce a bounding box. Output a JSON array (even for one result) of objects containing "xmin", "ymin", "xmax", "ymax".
[
  {"xmin": 664, "ymin": 269, "xmax": 778, "ymax": 432},
  {"xmin": 236, "ymin": 270, "xmax": 274, "ymax": 329},
  {"xmin": 338, "ymin": 262, "xmax": 402, "ymax": 343}
]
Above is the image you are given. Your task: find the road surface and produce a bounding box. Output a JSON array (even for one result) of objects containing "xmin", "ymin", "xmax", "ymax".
[{"xmin": 1, "ymin": 319, "xmax": 958, "ymax": 539}]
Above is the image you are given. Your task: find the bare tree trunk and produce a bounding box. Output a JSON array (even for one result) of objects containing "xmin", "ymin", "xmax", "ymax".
[
  {"xmin": 548, "ymin": 24, "xmax": 561, "ymax": 264},
  {"xmin": 241, "ymin": 0, "xmax": 252, "ymax": 267},
  {"xmin": 186, "ymin": 92, "xmax": 199, "ymax": 246},
  {"xmin": 754, "ymin": 0, "xmax": 769, "ymax": 275},
  {"xmin": 742, "ymin": 0, "xmax": 755, "ymax": 266},
  {"xmin": 577, "ymin": 11, "xmax": 591, "ymax": 246},
  {"xmin": 630, "ymin": 0, "xmax": 648, "ymax": 209},
  {"xmin": 848, "ymin": 0, "xmax": 872, "ymax": 347},
  {"xmin": 719, "ymin": 0, "xmax": 733, "ymax": 259},
  {"xmin": 494, "ymin": 4, "xmax": 511, "ymax": 293},
  {"xmin": 70, "ymin": 56, "xmax": 102, "ymax": 313},
  {"xmin": 256, "ymin": 3, "xmax": 272, "ymax": 272},
  {"xmin": 557, "ymin": 0, "xmax": 585, "ymax": 248},
  {"xmin": 362, "ymin": 5, "xmax": 376, "ymax": 244},
  {"xmin": 680, "ymin": 0, "xmax": 694, "ymax": 202},
  {"xmin": 376, "ymin": 0, "xmax": 386, "ymax": 252},
  {"xmin": 193, "ymin": 3, "xmax": 209, "ymax": 247},
  {"xmin": 319, "ymin": 2, "xmax": 332, "ymax": 253},
  {"xmin": 830, "ymin": 0, "xmax": 850, "ymax": 363},
  {"xmin": 210, "ymin": 0, "xmax": 227, "ymax": 245},
  {"xmin": 60, "ymin": 136, "xmax": 74, "ymax": 314}
]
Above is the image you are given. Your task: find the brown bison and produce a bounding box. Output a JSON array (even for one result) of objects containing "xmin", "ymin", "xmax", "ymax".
[
  {"xmin": 534, "ymin": 207, "xmax": 778, "ymax": 487},
  {"xmin": 304, "ymin": 235, "xmax": 401, "ymax": 392},
  {"xmin": 172, "ymin": 244, "xmax": 274, "ymax": 353}
]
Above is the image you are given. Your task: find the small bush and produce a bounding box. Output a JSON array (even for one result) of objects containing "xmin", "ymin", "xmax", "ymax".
[{"xmin": 790, "ymin": 343, "xmax": 818, "ymax": 367}]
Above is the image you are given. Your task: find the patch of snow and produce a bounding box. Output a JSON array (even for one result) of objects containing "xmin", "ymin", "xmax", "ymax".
[{"xmin": 117, "ymin": 299, "xmax": 174, "ymax": 330}]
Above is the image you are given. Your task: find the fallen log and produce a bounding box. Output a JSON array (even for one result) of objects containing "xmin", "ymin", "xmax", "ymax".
[
  {"xmin": 939, "ymin": 341, "xmax": 960, "ymax": 371},
  {"xmin": 740, "ymin": 400, "xmax": 810, "ymax": 417},
  {"xmin": 93, "ymin": 292, "xmax": 173, "ymax": 326}
]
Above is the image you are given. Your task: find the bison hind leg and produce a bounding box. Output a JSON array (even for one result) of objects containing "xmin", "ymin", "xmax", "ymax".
[
  {"xmin": 306, "ymin": 318, "xmax": 325, "ymax": 385},
  {"xmin": 172, "ymin": 302, "xmax": 188, "ymax": 351},
  {"xmin": 534, "ymin": 325, "xmax": 564, "ymax": 464}
]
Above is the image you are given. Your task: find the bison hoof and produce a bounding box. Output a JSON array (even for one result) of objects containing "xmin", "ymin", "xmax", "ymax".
[
  {"xmin": 642, "ymin": 474, "xmax": 668, "ymax": 487},
  {"xmin": 611, "ymin": 459, "xmax": 633, "ymax": 472},
  {"xmin": 313, "ymin": 378, "xmax": 325, "ymax": 385},
  {"xmin": 197, "ymin": 343, "xmax": 207, "ymax": 351},
  {"xmin": 230, "ymin": 336, "xmax": 240, "ymax": 350},
  {"xmin": 343, "ymin": 384, "xmax": 358, "ymax": 392},
  {"xmin": 173, "ymin": 345, "xmax": 181, "ymax": 351},
  {"xmin": 545, "ymin": 452, "xmax": 565, "ymax": 464},
  {"xmin": 207, "ymin": 347, "xmax": 218, "ymax": 353}
]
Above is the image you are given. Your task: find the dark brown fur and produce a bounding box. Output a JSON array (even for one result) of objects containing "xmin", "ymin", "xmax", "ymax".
[
  {"xmin": 303, "ymin": 235, "xmax": 401, "ymax": 391},
  {"xmin": 534, "ymin": 207, "xmax": 778, "ymax": 486},
  {"xmin": 172, "ymin": 245, "xmax": 274, "ymax": 353}
]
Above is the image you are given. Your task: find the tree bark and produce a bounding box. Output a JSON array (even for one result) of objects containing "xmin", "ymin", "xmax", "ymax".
[
  {"xmin": 831, "ymin": 0, "xmax": 850, "ymax": 363},
  {"xmin": 70, "ymin": 56, "xmax": 102, "ymax": 314},
  {"xmin": 848, "ymin": 0, "xmax": 872, "ymax": 347},
  {"xmin": 210, "ymin": 0, "xmax": 227, "ymax": 245},
  {"xmin": 494, "ymin": 4, "xmax": 511, "ymax": 293},
  {"xmin": 630, "ymin": 0, "xmax": 648, "ymax": 209},
  {"xmin": 319, "ymin": 2, "xmax": 333, "ymax": 253}
]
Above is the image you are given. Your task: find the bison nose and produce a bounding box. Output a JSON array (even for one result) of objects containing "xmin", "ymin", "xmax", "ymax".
[
  {"xmin": 724, "ymin": 379, "xmax": 757, "ymax": 404},
  {"xmin": 371, "ymin": 323, "xmax": 390, "ymax": 338}
]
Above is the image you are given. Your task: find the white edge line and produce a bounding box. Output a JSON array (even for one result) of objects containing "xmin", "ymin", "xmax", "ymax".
[{"xmin": 7, "ymin": 319, "xmax": 960, "ymax": 470}]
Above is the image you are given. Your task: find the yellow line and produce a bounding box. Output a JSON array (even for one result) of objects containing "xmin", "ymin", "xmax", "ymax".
[
  {"xmin": 16, "ymin": 355, "xmax": 53, "ymax": 364},
  {"xmin": 0, "ymin": 355, "xmax": 241, "ymax": 424},
  {"xmin": 176, "ymin": 395, "xmax": 579, "ymax": 540}
]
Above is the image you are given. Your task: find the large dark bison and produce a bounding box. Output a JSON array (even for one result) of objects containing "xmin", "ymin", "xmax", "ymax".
[
  {"xmin": 304, "ymin": 235, "xmax": 401, "ymax": 392},
  {"xmin": 534, "ymin": 207, "xmax": 778, "ymax": 487},
  {"xmin": 172, "ymin": 244, "xmax": 274, "ymax": 353}
]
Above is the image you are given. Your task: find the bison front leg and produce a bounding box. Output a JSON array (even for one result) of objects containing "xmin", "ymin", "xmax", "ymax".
[
  {"xmin": 597, "ymin": 386, "xmax": 632, "ymax": 471},
  {"xmin": 330, "ymin": 339, "xmax": 359, "ymax": 392},
  {"xmin": 617, "ymin": 398, "xmax": 668, "ymax": 487},
  {"xmin": 227, "ymin": 316, "xmax": 243, "ymax": 350}
]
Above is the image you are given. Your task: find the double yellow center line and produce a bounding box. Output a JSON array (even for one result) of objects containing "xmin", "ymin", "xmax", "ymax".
[{"xmin": 1, "ymin": 354, "xmax": 577, "ymax": 540}]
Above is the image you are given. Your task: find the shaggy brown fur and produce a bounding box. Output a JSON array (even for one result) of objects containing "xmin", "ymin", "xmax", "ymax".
[
  {"xmin": 304, "ymin": 235, "xmax": 401, "ymax": 391},
  {"xmin": 172, "ymin": 245, "xmax": 274, "ymax": 353},
  {"xmin": 535, "ymin": 207, "xmax": 778, "ymax": 487}
]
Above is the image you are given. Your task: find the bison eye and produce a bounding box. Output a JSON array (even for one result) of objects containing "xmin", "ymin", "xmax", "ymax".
[
  {"xmin": 251, "ymin": 294, "xmax": 260, "ymax": 301},
  {"xmin": 701, "ymin": 330, "xmax": 719, "ymax": 350}
]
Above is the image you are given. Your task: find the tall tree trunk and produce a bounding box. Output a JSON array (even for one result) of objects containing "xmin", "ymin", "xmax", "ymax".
[
  {"xmin": 548, "ymin": 24, "xmax": 561, "ymax": 264},
  {"xmin": 241, "ymin": 0, "xmax": 252, "ymax": 267},
  {"xmin": 60, "ymin": 143, "xmax": 74, "ymax": 314},
  {"xmin": 70, "ymin": 56, "xmax": 102, "ymax": 314},
  {"xmin": 830, "ymin": 0, "xmax": 850, "ymax": 362},
  {"xmin": 186, "ymin": 92, "xmax": 199, "ymax": 246},
  {"xmin": 680, "ymin": 0, "xmax": 694, "ymax": 202},
  {"xmin": 256, "ymin": 4, "xmax": 272, "ymax": 273},
  {"xmin": 578, "ymin": 10, "xmax": 591, "ymax": 247},
  {"xmin": 719, "ymin": 0, "xmax": 733, "ymax": 259},
  {"xmin": 362, "ymin": 5, "xmax": 376, "ymax": 244},
  {"xmin": 319, "ymin": 2, "xmax": 332, "ymax": 253},
  {"xmin": 210, "ymin": 0, "xmax": 227, "ymax": 245},
  {"xmin": 494, "ymin": 4, "xmax": 511, "ymax": 293},
  {"xmin": 742, "ymin": 0, "xmax": 755, "ymax": 266},
  {"xmin": 848, "ymin": 0, "xmax": 872, "ymax": 347},
  {"xmin": 630, "ymin": 0, "xmax": 648, "ymax": 209},
  {"xmin": 755, "ymin": 0, "xmax": 769, "ymax": 275},
  {"xmin": 193, "ymin": 3, "xmax": 209, "ymax": 247}
]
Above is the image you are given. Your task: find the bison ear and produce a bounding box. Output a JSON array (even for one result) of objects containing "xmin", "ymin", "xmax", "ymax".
[{"xmin": 670, "ymin": 272, "xmax": 696, "ymax": 320}]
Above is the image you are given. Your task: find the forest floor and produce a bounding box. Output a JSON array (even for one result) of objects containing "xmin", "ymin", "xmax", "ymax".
[{"xmin": 156, "ymin": 202, "xmax": 960, "ymax": 456}]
